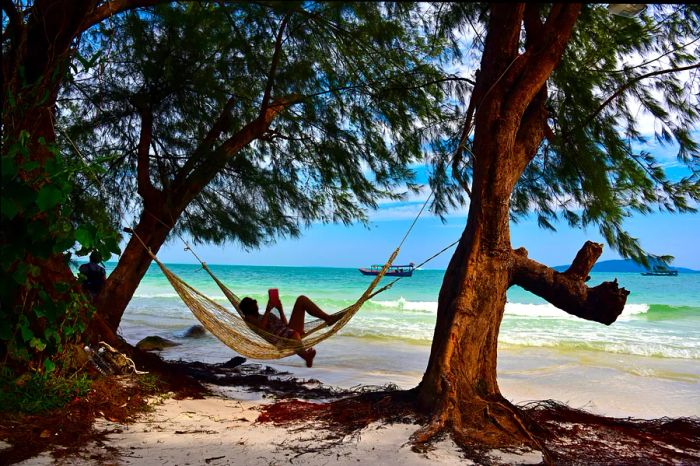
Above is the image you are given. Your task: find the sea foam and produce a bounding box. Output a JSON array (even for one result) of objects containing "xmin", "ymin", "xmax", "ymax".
[{"xmin": 371, "ymin": 297, "xmax": 650, "ymax": 320}]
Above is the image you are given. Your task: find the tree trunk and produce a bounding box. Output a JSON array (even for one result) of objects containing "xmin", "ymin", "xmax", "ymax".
[
  {"xmin": 95, "ymin": 94, "xmax": 296, "ymax": 334},
  {"xmin": 2, "ymin": 2, "xmax": 100, "ymax": 359},
  {"xmin": 96, "ymin": 206, "xmax": 175, "ymax": 332},
  {"xmin": 414, "ymin": 3, "xmax": 584, "ymax": 452},
  {"xmin": 415, "ymin": 142, "xmax": 542, "ymax": 449}
]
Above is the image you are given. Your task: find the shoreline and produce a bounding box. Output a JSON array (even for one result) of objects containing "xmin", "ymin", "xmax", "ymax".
[{"xmin": 143, "ymin": 333, "xmax": 700, "ymax": 420}]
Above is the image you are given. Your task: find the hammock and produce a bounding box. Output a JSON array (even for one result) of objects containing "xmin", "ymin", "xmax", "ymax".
[
  {"xmin": 129, "ymin": 192, "xmax": 455, "ymax": 360},
  {"xmin": 143, "ymin": 244, "xmax": 399, "ymax": 359}
]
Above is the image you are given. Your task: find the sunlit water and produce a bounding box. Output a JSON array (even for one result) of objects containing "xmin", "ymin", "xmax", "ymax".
[{"xmin": 115, "ymin": 263, "xmax": 700, "ymax": 418}]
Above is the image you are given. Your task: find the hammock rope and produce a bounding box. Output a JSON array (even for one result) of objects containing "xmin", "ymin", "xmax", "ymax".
[{"xmin": 128, "ymin": 192, "xmax": 456, "ymax": 360}]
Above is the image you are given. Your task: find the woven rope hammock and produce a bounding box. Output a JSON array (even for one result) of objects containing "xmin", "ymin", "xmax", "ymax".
[
  {"xmin": 143, "ymin": 245, "xmax": 399, "ymax": 359},
  {"xmin": 128, "ymin": 192, "xmax": 457, "ymax": 360}
]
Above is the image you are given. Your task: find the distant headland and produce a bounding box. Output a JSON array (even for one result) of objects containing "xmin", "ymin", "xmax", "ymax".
[{"xmin": 553, "ymin": 259, "xmax": 699, "ymax": 273}]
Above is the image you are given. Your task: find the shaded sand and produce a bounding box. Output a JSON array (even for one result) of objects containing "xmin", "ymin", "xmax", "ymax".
[
  {"xmin": 12, "ymin": 386, "xmax": 486, "ymax": 466},
  {"xmin": 7, "ymin": 336, "xmax": 699, "ymax": 465},
  {"xmin": 7, "ymin": 362, "xmax": 699, "ymax": 465}
]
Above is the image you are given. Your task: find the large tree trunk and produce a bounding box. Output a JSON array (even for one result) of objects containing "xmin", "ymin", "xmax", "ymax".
[
  {"xmin": 416, "ymin": 136, "xmax": 541, "ymax": 448},
  {"xmin": 414, "ymin": 3, "xmax": 586, "ymax": 452},
  {"xmin": 1, "ymin": 2, "xmax": 110, "ymax": 358},
  {"xmin": 96, "ymin": 207, "xmax": 175, "ymax": 332}
]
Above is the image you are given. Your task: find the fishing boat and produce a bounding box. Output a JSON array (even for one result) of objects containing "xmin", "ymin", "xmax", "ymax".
[
  {"xmin": 359, "ymin": 262, "xmax": 416, "ymax": 277},
  {"xmin": 641, "ymin": 266, "xmax": 678, "ymax": 276}
]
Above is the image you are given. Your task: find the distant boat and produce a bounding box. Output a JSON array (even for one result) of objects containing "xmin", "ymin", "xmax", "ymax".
[
  {"xmin": 641, "ymin": 266, "xmax": 678, "ymax": 276},
  {"xmin": 359, "ymin": 262, "xmax": 415, "ymax": 277}
]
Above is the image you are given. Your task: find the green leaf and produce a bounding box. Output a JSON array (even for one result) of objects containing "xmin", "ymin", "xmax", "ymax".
[
  {"xmin": 30, "ymin": 337, "xmax": 47, "ymax": 351},
  {"xmin": 44, "ymin": 328, "xmax": 60, "ymax": 345},
  {"xmin": 6, "ymin": 90, "xmax": 16, "ymax": 108},
  {"xmin": 75, "ymin": 227, "xmax": 94, "ymax": 249},
  {"xmin": 20, "ymin": 323, "xmax": 34, "ymax": 342},
  {"xmin": 36, "ymin": 186, "xmax": 63, "ymax": 211},
  {"xmin": 1, "ymin": 156, "xmax": 17, "ymax": 178},
  {"xmin": 12, "ymin": 184, "xmax": 37, "ymax": 208},
  {"xmin": 12, "ymin": 263, "xmax": 28, "ymax": 284},
  {"xmin": 18, "ymin": 130, "xmax": 30, "ymax": 146},
  {"xmin": 43, "ymin": 359, "xmax": 56, "ymax": 373}
]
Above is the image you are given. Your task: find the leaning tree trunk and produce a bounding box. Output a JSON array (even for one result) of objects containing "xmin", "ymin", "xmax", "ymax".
[
  {"xmin": 416, "ymin": 138, "xmax": 541, "ymax": 449},
  {"xmin": 95, "ymin": 96, "xmax": 296, "ymax": 334},
  {"xmin": 95, "ymin": 206, "xmax": 175, "ymax": 332},
  {"xmin": 412, "ymin": 3, "xmax": 634, "ymax": 454}
]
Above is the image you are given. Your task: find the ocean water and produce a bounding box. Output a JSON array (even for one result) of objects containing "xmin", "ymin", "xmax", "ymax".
[{"xmin": 117, "ymin": 263, "xmax": 700, "ymax": 417}]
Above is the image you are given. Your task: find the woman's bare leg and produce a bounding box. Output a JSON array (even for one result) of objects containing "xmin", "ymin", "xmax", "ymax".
[
  {"xmin": 297, "ymin": 347, "xmax": 316, "ymax": 367},
  {"xmin": 288, "ymin": 295, "xmax": 338, "ymax": 333}
]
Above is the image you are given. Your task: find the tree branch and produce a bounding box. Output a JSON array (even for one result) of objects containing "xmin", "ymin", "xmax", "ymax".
[
  {"xmin": 1, "ymin": 0, "xmax": 23, "ymax": 43},
  {"xmin": 79, "ymin": 0, "xmax": 164, "ymax": 33},
  {"xmin": 172, "ymin": 94, "xmax": 241, "ymax": 191},
  {"xmin": 586, "ymin": 62, "xmax": 700, "ymax": 125},
  {"xmin": 503, "ymin": 3, "xmax": 581, "ymax": 122},
  {"xmin": 174, "ymin": 94, "xmax": 300, "ymax": 209},
  {"xmin": 260, "ymin": 12, "xmax": 290, "ymax": 116},
  {"xmin": 511, "ymin": 241, "xmax": 630, "ymax": 325},
  {"xmin": 514, "ymin": 84, "xmax": 549, "ymax": 170},
  {"xmin": 136, "ymin": 106, "xmax": 159, "ymax": 204}
]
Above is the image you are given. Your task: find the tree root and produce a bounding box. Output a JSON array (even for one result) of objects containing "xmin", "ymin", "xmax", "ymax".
[
  {"xmin": 409, "ymin": 409, "xmax": 448, "ymax": 448},
  {"xmin": 193, "ymin": 365, "xmax": 698, "ymax": 465},
  {"xmin": 410, "ymin": 394, "xmax": 553, "ymax": 464}
]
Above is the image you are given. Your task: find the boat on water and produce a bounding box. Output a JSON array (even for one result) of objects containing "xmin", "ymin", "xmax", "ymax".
[
  {"xmin": 359, "ymin": 262, "xmax": 416, "ymax": 277},
  {"xmin": 641, "ymin": 266, "xmax": 678, "ymax": 276}
]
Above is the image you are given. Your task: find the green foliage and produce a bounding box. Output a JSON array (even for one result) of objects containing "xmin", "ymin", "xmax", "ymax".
[
  {"xmin": 136, "ymin": 373, "xmax": 162, "ymax": 394},
  {"xmin": 0, "ymin": 130, "xmax": 120, "ymax": 369},
  {"xmin": 61, "ymin": 2, "xmax": 446, "ymax": 248},
  {"xmin": 514, "ymin": 5, "xmax": 699, "ymax": 264},
  {"xmin": 0, "ymin": 371, "xmax": 92, "ymax": 414},
  {"xmin": 429, "ymin": 4, "xmax": 699, "ymax": 265}
]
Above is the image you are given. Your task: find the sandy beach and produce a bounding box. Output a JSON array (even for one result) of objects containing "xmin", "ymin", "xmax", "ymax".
[
  {"xmin": 7, "ymin": 340, "xmax": 699, "ymax": 465},
  {"xmin": 15, "ymin": 386, "xmax": 479, "ymax": 466},
  {"xmin": 6, "ymin": 267, "xmax": 699, "ymax": 465},
  {"xmin": 12, "ymin": 379, "xmax": 551, "ymax": 466}
]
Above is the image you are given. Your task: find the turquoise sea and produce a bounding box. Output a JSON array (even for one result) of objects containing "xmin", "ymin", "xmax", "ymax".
[{"xmin": 116, "ymin": 263, "xmax": 700, "ymax": 418}]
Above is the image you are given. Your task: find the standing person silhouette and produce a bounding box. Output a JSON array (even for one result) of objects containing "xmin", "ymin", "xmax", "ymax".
[{"xmin": 79, "ymin": 251, "xmax": 107, "ymax": 299}]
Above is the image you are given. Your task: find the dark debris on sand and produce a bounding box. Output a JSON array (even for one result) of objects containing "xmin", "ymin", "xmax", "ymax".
[
  {"xmin": 3, "ymin": 354, "xmax": 699, "ymax": 466},
  {"xmin": 0, "ymin": 349, "xmax": 207, "ymax": 466}
]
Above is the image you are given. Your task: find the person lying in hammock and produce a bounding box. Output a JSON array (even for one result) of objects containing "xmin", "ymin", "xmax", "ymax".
[{"xmin": 239, "ymin": 291, "xmax": 341, "ymax": 368}]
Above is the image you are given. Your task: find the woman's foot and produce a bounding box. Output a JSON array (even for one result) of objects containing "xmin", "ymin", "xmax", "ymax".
[
  {"xmin": 325, "ymin": 313, "xmax": 343, "ymax": 326},
  {"xmin": 302, "ymin": 348, "xmax": 316, "ymax": 367}
]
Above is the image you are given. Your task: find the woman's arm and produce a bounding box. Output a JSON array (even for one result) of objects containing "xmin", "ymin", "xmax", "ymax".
[
  {"xmin": 268, "ymin": 289, "xmax": 287, "ymax": 324},
  {"xmin": 261, "ymin": 302, "xmax": 273, "ymax": 328}
]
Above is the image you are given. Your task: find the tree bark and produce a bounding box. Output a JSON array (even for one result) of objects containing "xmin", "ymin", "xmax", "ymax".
[
  {"xmin": 3, "ymin": 0, "xmax": 198, "ymax": 352},
  {"xmin": 2, "ymin": 1, "xmax": 97, "ymax": 323},
  {"xmin": 414, "ymin": 3, "xmax": 587, "ymax": 453},
  {"xmin": 97, "ymin": 96, "xmax": 297, "ymax": 333},
  {"xmin": 95, "ymin": 207, "xmax": 174, "ymax": 332}
]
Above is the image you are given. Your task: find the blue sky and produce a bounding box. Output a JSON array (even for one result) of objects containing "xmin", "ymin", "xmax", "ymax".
[
  {"xmin": 154, "ymin": 136, "xmax": 700, "ymax": 270},
  {"xmin": 154, "ymin": 210, "xmax": 699, "ymax": 270}
]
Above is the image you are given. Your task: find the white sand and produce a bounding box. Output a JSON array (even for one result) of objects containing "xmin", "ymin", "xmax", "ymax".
[
  {"xmin": 7, "ymin": 342, "xmax": 699, "ymax": 465},
  {"xmin": 12, "ymin": 385, "xmax": 485, "ymax": 466}
]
